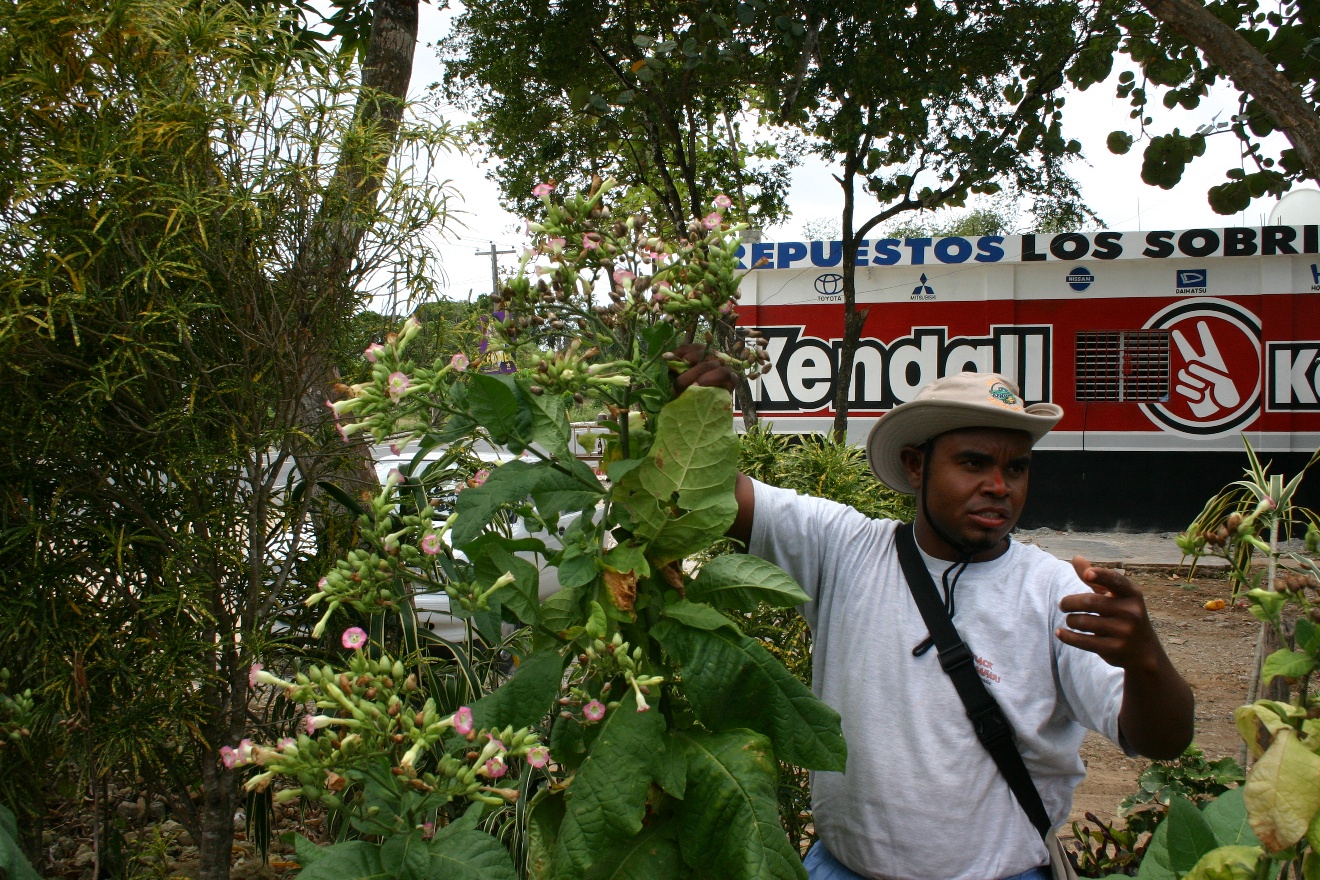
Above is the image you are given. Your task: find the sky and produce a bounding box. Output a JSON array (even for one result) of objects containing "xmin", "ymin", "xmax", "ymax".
[{"xmin": 407, "ymin": 3, "xmax": 1298, "ymax": 305}]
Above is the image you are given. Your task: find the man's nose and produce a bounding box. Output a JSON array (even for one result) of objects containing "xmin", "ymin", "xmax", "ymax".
[{"xmin": 982, "ymin": 468, "xmax": 1009, "ymax": 495}]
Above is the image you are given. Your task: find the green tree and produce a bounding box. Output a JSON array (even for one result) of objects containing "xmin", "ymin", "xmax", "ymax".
[
  {"xmin": 0, "ymin": 2, "xmax": 451, "ymax": 876},
  {"xmin": 1098, "ymin": 0, "xmax": 1319, "ymax": 213},
  {"xmin": 438, "ymin": 0, "xmax": 802, "ymax": 238},
  {"xmin": 767, "ymin": 0, "xmax": 1107, "ymax": 437}
]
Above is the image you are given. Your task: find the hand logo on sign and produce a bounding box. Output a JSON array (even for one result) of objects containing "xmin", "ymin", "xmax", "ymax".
[{"xmin": 1173, "ymin": 320, "xmax": 1240, "ymax": 418}]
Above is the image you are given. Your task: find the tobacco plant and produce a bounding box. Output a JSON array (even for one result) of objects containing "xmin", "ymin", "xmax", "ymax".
[
  {"xmin": 239, "ymin": 180, "xmax": 846, "ymax": 879},
  {"xmin": 1118, "ymin": 442, "xmax": 1320, "ymax": 880}
]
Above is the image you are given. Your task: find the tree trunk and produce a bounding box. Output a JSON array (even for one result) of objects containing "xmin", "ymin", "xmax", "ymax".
[
  {"xmin": 195, "ymin": 755, "xmax": 238, "ymax": 880},
  {"xmin": 293, "ymin": 0, "xmax": 420, "ymax": 526},
  {"xmin": 830, "ymin": 156, "xmax": 868, "ymax": 441},
  {"xmin": 1140, "ymin": 0, "xmax": 1320, "ymax": 184}
]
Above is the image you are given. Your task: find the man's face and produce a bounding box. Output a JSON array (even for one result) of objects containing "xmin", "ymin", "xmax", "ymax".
[{"xmin": 900, "ymin": 427, "xmax": 1034, "ymax": 560}]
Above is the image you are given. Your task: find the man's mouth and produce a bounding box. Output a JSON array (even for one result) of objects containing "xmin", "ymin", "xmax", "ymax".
[{"xmin": 967, "ymin": 508, "xmax": 1011, "ymax": 529}]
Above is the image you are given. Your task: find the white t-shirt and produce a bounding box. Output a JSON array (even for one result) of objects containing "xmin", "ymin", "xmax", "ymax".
[{"xmin": 748, "ymin": 480, "xmax": 1127, "ymax": 880}]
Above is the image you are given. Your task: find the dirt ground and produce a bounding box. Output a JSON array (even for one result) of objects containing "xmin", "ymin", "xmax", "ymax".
[{"xmin": 1067, "ymin": 565, "xmax": 1257, "ymax": 828}]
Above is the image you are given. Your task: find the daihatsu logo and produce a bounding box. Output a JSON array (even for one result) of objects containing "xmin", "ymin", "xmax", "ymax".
[{"xmin": 1176, "ymin": 269, "xmax": 1207, "ymax": 290}]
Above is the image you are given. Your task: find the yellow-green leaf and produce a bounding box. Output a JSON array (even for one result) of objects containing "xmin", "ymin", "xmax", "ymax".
[
  {"xmin": 1245, "ymin": 729, "xmax": 1320, "ymax": 852},
  {"xmin": 1181, "ymin": 845, "xmax": 1264, "ymax": 880}
]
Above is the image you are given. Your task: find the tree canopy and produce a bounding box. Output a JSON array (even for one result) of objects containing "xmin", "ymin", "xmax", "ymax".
[
  {"xmin": 439, "ymin": 0, "xmax": 803, "ymax": 235},
  {"xmin": 1100, "ymin": 0, "xmax": 1319, "ymax": 213}
]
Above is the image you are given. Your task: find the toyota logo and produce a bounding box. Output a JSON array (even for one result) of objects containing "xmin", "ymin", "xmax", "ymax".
[{"xmin": 814, "ymin": 273, "xmax": 844, "ymax": 295}]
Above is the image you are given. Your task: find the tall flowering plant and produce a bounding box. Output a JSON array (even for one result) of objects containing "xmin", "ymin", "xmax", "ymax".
[
  {"xmin": 1142, "ymin": 441, "xmax": 1320, "ymax": 880},
  {"xmin": 243, "ymin": 179, "xmax": 845, "ymax": 880}
]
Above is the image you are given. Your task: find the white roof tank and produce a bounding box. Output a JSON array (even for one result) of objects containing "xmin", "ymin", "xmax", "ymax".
[{"xmin": 1267, "ymin": 188, "xmax": 1320, "ymax": 226}]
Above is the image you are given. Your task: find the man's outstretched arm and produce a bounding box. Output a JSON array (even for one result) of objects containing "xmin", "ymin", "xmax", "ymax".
[{"xmin": 1058, "ymin": 558, "xmax": 1195, "ymax": 760}]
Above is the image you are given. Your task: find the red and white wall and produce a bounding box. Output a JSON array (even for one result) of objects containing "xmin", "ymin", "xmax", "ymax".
[{"xmin": 734, "ymin": 226, "xmax": 1320, "ymax": 529}]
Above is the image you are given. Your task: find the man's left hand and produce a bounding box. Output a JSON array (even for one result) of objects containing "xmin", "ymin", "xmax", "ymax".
[
  {"xmin": 1056, "ymin": 556, "xmax": 1163, "ymax": 673},
  {"xmin": 1058, "ymin": 556, "xmax": 1194, "ymax": 760}
]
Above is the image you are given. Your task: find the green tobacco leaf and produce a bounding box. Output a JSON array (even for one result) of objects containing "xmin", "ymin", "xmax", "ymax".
[
  {"xmin": 540, "ymin": 580, "xmax": 592, "ymax": 636},
  {"xmin": 1245, "ymin": 729, "xmax": 1320, "ymax": 852},
  {"xmin": 1294, "ymin": 617, "xmax": 1319, "ymax": 654},
  {"xmin": 660, "ymin": 598, "xmax": 739, "ymax": 632},
  {"xmin": 521, "ymin": 381, "xmax": 572, "ymax": 460},
  {"xmin": 674, "ymin": 730, "xmax": 806, "ymax": 880},
  {"xmin": 530, "ymin": 463, "xmax": 605, "ymax": 524},
  {"xmin": 381, "ymin": 831, "xmax": 430, "ymax": 880},
  {"xmin": 655, "ymin": 730, "xmax": 687, "ymax": 798},
  {"xmin": 1181, "ymin": 846, "xmax": 1264, "ymax": 880},
  {"xmin": 471, "ymin": 648, "xmax": 566, "ymax": 731},
  {"xmin": 452, "ymin": 460, "xmax": 553, "ymax": 547},
  {"xmin": 584, "ymin": 822, "xmax": 682, "ymax": 880},
  {"xmin": 0, "ymin": 803, "xmax": 41, "ymax": 880},
  {"xmin": 427, "ymin": 829, "xmax": 519, "ymax": 880},
  {"xmin": 1202, "ymin": 788, "xmax": 1260, "ymax": 847},
  {"xmin": 556, "ymin": 692, "xmax": 665, "ymax": 878},
  {"xmin": 1261, "ymin": 648, "xmax": 1315, "ymax": 683},
  {"xmin": 1136, "ymin": 821, "xmax": 1176, "ymax": 880},
  {"xmin": 616, "ymin": 387, "xmax": 737, "ymax": 565},
  {"xmin": 295, "ymin": 841, "xmax": 389, "ymax": 879},
  {"xmin": 1165, "ymin": 796, "xmax": 1219, "ymax": 874},
  {"xmin": 653, "ymin": 619, "xmax": 845, "ymax": 772},
  {"xmin": 478, "ymin": 542, "xmax": 541, "ymax": 625},
  {"xmin": 687, "ymin": 555, "xmax": 808, "ymax": 611},
  {"xmin": 527, "ymin": 791, "xmax": 567, "ymax": 880},
  {"xmin": 468, "ymin": 373, "xmax": 531, "ymax": 445}
]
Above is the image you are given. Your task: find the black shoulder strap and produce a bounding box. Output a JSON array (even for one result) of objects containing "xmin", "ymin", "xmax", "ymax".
[{"xmin": 894, "ymin": 522, "xmax": 1053, "ymax": 840}]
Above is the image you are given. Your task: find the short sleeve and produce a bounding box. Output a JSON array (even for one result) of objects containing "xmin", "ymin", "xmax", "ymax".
[
  {"xmin": 1049, "ymin": 566, "xmax": 1129, "ymax": 750},
  {"xmin": 747, "ymin": 479, "xmax": 888, "ymax": 632}
]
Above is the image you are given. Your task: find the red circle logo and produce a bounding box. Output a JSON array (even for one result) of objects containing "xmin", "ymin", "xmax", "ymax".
[{"xmin": 1140, "ymin": 298, "xmax": 1261, "ymax": 435}]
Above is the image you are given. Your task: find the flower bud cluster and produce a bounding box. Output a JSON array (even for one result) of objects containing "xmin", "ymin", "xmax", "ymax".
[
  {"xmin": 305, "ymin": 470, "xmax": 456, "ymax": 637},
  {"xmin": 492, "ymin": 181, "xmax": 769, "ymax": 389},
  {"xmin": 525, "ymin": 339, "xmax": 630, "ymax": 396},
  {"xmin": 240, "ymin": 646, "xmax": 546, "ymax": 809},
  {"xmin": 328, "ymin": 316, "xmax": 473, "ymax": 453},
  {"xmin": 443, "ymin": 571, "xmax": 515, "ymax": 615},
  {"xmin": 579, "ymin": 632, "xmax": 665, "ymax": 713},
  {"xmin": 0, "ymin": 668, "xmax": 33, "ymax": 746}
]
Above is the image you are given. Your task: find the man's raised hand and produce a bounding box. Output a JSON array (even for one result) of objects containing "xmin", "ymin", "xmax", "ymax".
[
  {"xmin": 1056, "ymin": 557, "xmax": 1165, "ymax": 673},
  {"xmin": 671, "ymin": 342, "xmax": 739, "ymax": 395}
]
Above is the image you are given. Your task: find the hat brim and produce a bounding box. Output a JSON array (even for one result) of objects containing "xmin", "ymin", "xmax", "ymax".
[{"xmin": 866, "ymin": 400, "xmax": 1063, "ymax": 493}]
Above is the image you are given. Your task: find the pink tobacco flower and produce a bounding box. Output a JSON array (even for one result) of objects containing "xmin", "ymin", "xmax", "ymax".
[
  {"xmin": 525, "ymin": 745, "xmax": 550, "ymax": 768},
  {"xmin": 453, "ymin": 706, "xmax": 474, "ymax": 736},
  {"xmin": 612, "ymin": 269, "xmax": 635, "ymax": 286},
  {"xmin": 466, "ymin": 469, "xmax": 490, "ymax": 490},
  {"xmin": 546, "ymin": 237, "xmax": 566, "ymax": 253},
  {"xmin": 713, "ymin": 193, "xmax": 732, "ymax": 209},
  {"xmin": 450, "ymin": 353, "xmax": 470, "ymax": 372},
  {"xmin": 532, "ymin": 182, "xmax": 555, "ymax": 197},
  {"xmin": 220, "ymin": 746, "xmax": 238, "ymax": 769},
  {"xmin": 583, "ymin": 700, "xmax": 606, "ymax": 722},
  {"xmin": 421, "ymin": 533, "xmax": 442, "ymax": 555},
  {"xmin": 483, "ymin": 757, "xmax": 508, "ymax": 779},
  {"xmin": 341, "ymin": 627, "xmax": 368, "ymax": 650},
  {"xmin": 364, "ymin": 343, "xmax": 385, "ymax": 363},
  {"xmin": 702, "ymin": 212, "xmax": 722, "ymax": 230},
  {"xmin": 248, "ymin": 662, "xmax": 263, "ymax": 688},
  {"xmin": 387, "ymin": 371, "xmax": 410, "ymax": 401},
  {"xmin": 581, "ymin": 233, "xmax": 601, "ymax": 251}
]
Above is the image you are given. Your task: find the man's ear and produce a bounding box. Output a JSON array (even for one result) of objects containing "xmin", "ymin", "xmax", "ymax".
[{"xmin": 898, "ymin": 446, "xmax": 924, "ymax": 491}]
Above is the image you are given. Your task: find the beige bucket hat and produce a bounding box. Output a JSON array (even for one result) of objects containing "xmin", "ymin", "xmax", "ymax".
[{"xmin": 865, "ymin": 372, "xmax": 1064, "ymax": 493}]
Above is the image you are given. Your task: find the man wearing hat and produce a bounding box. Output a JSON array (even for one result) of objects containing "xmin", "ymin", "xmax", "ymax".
[{"xmin": 680, "ymin": 364, "xmax": 1194, "ymax": 880}]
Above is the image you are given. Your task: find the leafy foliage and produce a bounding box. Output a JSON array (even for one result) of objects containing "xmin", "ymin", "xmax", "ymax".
[
  {"xmin": 1119, "ymin": 746, "xmax": 1245, "ymax": 838},
  {"xmin": 245, "ymin": 182, "xmax": 845, "ymax": 878},
  {"xmin": 439, "ymin": 0, "xmax": 802, "ymax": 235},
  {"xmin": 0, "ymin": 0, "xmax": 454, "ymax": 872},
  {"xmin": 1095, "ymin": 0, "xmax": 1319, "ymax": 213}
]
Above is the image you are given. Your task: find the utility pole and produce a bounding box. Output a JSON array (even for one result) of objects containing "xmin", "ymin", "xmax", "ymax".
[{"xmin": 475, "ymin": 240, "xmax": 516, "ymax": 298}]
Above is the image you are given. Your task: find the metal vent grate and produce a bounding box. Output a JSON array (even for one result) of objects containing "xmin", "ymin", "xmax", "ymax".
[{"xmin": 1075, "ymin": 330, "xmax": 1170, "ymax": 402}]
